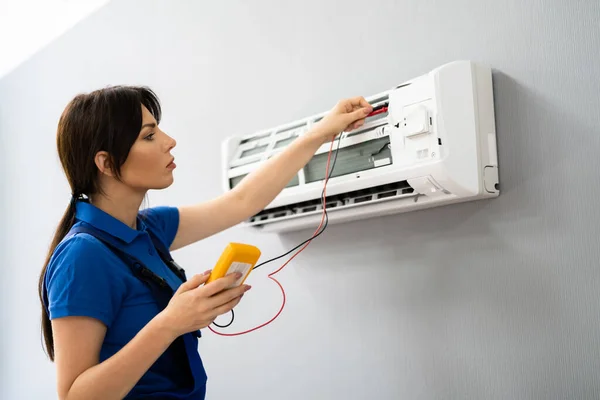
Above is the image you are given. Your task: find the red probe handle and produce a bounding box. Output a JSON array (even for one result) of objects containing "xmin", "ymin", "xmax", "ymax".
[{"xmin": 367, "ymin": 107, "xmax": 388, "ymax": 117}]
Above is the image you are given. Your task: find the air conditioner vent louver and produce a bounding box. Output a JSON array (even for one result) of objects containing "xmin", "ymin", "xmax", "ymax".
[{"xmin": 247, "ymin": 180, "xmax": 415, "ymax": 225}]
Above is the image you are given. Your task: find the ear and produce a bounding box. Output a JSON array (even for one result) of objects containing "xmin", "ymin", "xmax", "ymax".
[{"xmin": 94, "ymin": 151, "xmax": 115, "ymax": 177}]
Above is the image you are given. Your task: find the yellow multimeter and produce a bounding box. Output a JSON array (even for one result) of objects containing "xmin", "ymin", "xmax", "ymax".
[{"xmin": 206, "ymin": 243, "xmax": 261, "ymax": 289}]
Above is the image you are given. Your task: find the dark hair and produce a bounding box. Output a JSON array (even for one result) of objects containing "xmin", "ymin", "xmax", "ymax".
[{"xmin": 38, "ymin": 85, "xmax": 162, "ymax": 361}]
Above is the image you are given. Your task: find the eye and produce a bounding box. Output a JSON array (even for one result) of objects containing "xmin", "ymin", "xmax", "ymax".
[{"xmin": 143, "ymin": 132, "xmax": 155, "ymax": 141}]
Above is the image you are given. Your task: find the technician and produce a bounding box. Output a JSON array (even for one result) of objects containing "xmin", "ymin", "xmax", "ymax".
[{"xmin": 39, "ymin": 85, "xmax": 372, "ymax": 400}]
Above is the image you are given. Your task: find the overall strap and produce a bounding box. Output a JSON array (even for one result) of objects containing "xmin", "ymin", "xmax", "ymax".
[
  {"xmin": 68, "ymin": 225, "xmax": 172, "ymax": 298},
  {"xmin": 145, "ymin": 228, "xmax": 188, "ymax": 284},
  {"xmin": 67, "ymin": 224, "xmax": 201, "ymax": 339}
]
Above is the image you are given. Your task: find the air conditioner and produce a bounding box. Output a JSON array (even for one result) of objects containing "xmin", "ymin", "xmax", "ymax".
[{"xmin": 221, "ymin": 60, "xmax": 499, "ymax": 233}]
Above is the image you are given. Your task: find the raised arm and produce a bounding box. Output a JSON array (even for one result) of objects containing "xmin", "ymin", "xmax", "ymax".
[{"xmin": 171, "ymin": 97, "xmax": 372, "ymax": 250}]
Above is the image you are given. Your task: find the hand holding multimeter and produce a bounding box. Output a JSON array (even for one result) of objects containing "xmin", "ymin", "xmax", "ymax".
[
  {"xmin": 158, "ymin": 243, "xmax": 260, "ymax": 338},
  {"xmin": 205, "ymin": 243, "xmax": 261, "ymax": 288}
]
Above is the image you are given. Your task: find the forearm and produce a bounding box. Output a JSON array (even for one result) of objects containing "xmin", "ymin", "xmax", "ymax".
[
  {"xmin": 64, "ymin": 314, "xmax": 175, "ymax": 400},
  {"xmin": 233, "ymin": 129, "xmax": 326, "ymax": 214}
]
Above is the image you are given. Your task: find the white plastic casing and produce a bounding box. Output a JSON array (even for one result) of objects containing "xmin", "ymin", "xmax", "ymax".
[{"xmin": 221, "ymin": 60, "xmax": 499, "ymax": 233}]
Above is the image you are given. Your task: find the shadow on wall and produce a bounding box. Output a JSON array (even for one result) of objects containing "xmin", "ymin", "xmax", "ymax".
[{"xmin": 0, "ymin": 105, "xmax": 10, "ymax": 380}]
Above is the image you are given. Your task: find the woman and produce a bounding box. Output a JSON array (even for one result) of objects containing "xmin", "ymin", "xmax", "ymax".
[{"xmin": 38, "ymin": 85, "xmax": 372, "ymax": 399}]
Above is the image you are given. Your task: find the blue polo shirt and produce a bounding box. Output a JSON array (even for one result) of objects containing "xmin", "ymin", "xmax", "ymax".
[{"xmin": 44, "ymin": 201, "xmax": 207, "ymax": 399}]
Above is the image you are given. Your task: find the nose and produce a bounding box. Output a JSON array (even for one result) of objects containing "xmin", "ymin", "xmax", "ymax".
[{"xmin": 164, "ymin": 132, "xmax": 176, "ymax": 151}]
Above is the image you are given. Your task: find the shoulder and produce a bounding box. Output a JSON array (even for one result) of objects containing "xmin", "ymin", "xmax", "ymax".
[
  {"xmin": 45, "ymin": 232, "xmax": 129, "ymax": 326},
  {"xmin": 139, "ymin": 205, "xmax": 180, "ymax": 248},
  {"xmin": 45, "ymin": 232, "xmax": 130, "ymax": 290},
  {"xmin": 46, "ymin": 232, "xmax": 119, "ymax": 277}
]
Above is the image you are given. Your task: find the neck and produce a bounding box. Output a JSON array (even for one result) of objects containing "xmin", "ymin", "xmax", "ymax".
[{"xmin": 90, "ymin": 186, "xmax": 145, "ymax": 230}]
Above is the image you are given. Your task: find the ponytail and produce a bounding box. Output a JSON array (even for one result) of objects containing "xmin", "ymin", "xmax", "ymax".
[{"xmin": 38, "ymin": 196, "xmax": 79, "ymax": 361}]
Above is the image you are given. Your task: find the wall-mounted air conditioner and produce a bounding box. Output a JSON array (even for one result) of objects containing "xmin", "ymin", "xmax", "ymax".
[{"xmin": 221, "ymin": 60, "xmax": 499, "ymax": 233}]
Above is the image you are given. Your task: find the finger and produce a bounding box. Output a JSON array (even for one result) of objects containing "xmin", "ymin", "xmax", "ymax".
[
  {"xmin": 211, "ymin": 294, "xmax": 244, "ymax": 318},
  {"xmin": 345, "ymin": 122, "xmax": 356, "ymax": 132},
  {"xmin": 351, "ymin": 118, "xmax": 365, "ymax": 129},
  {"xmin": 202, "ymin": 272, "xmax": 243, "ymax": 296},
  {"xmin": 349, "ymin": 107, "xmax": 371, "ymax": 122},
  {"xmin": 347, "ymin": 96, "xmax": 371, "ymax": 110},
  {"xmin": 174, "ymin": 270, "xmax": 211, "ymax": 295},
  {"xmin": 209, "ymin": 284, "xmax": 251, "ymax": 308},
  {"xmin": 360, "ymin": 97, "xmax": 372, "ymax": 109},
  {"xmin": 341, "ymin": 100, "xmax": 354, "ymax": 113},
  {"xmin": 352, "ymin": 119, "xmax": 365, "ymax": 129}
]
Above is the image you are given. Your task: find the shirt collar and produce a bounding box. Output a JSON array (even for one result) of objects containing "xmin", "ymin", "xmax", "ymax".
[{"xmin": 75, "ymin": 201, "xmax": 147, "ymax": 244}]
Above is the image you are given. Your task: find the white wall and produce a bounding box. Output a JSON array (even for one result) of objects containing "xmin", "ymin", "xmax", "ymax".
[
  {"xmin": 1, "ymin": 0, "xmax": 600, "ymax": 399},
  {"xmin": 0, "ymin": 0, "xmax": 110, "ymax": 78}
]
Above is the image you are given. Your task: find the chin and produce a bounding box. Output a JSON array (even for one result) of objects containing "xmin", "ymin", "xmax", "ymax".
[
  {"xmin": 151, "ymin": 177, "xmax": 175, "ymax": 190},
  {"xmin": 160, "ymin": 179, "xmax": 175, "ymax": 189}
]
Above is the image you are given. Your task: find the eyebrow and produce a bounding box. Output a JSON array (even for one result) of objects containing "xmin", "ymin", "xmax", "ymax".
[{"xmin": 141, "ymin": 122, "xmax": 156, "ymax": 130}]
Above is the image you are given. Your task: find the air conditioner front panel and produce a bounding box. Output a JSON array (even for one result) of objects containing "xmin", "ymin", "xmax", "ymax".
[{"xmin": 220, "ymin": 60, "xmax": 499, "ymax": 232}]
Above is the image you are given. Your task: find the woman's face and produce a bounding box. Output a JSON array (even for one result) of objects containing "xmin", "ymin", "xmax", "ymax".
[{"xmin": 119, "ymin": 105, "xmax": 177, "ymax": 191}]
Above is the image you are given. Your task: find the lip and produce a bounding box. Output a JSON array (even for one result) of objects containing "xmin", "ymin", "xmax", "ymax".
[{"xmin": 167, "ymin": 158, "xmax": 176, "ymax": 169}]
